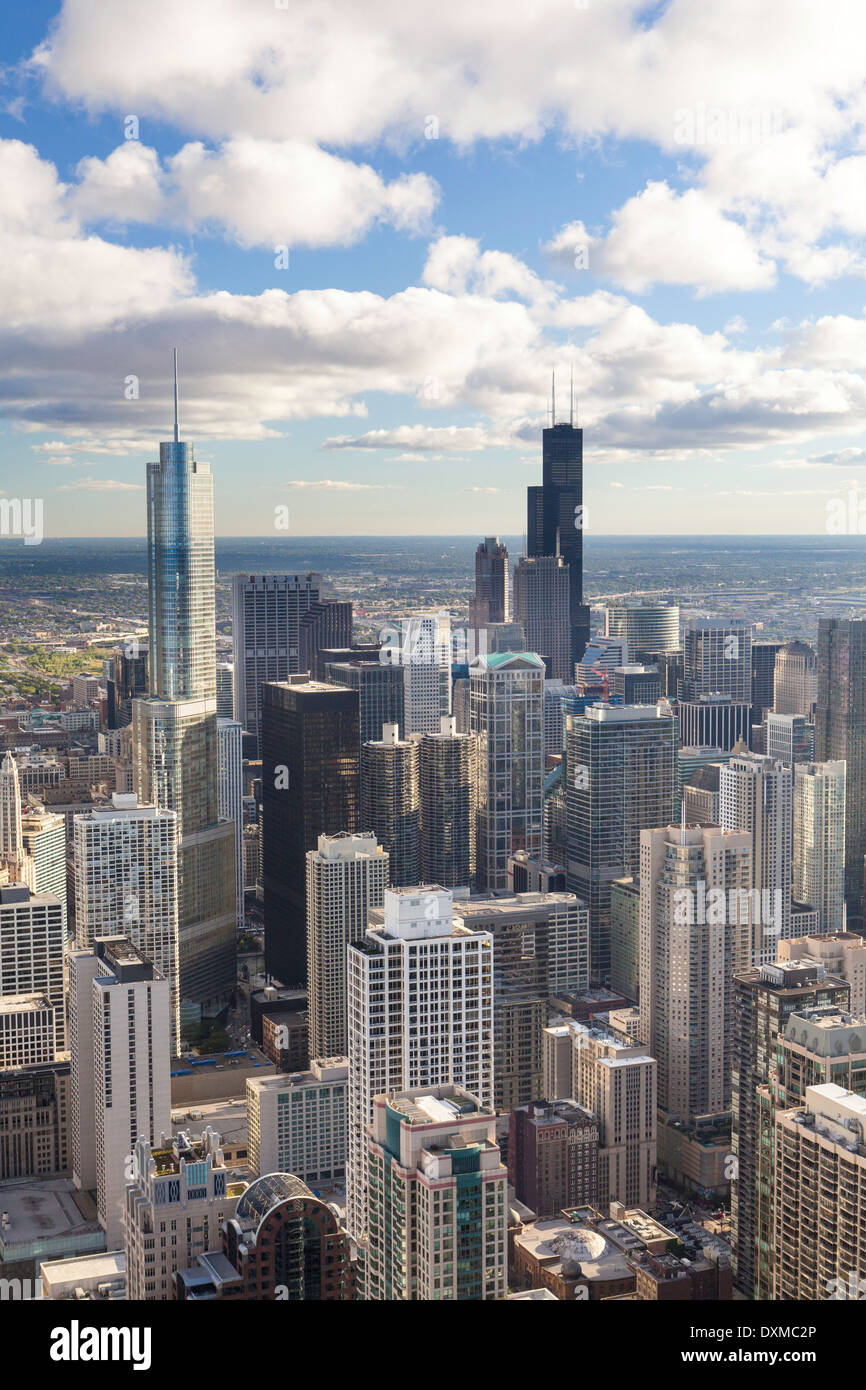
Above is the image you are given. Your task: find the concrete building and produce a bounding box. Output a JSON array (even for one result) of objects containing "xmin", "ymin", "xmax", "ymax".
[
  {"xmin": 389, "ymin": 612, "xmax": 452, "ymax": 736},
  {"xmin": 418, "ymin": 716, "xmax": 476, "ymax": 889},
  {"xmin": 513, "ymin": 555, "xmax": 572, "ymax": 682},
  {"xmin": 766, "ymin": 711, "xmax": 813, "ymax": 768},
  {"xmin": 792, "ymin": 761, "xmax": 846, "ymax": 934},
  {"xmin": 306, "ymin": 831, "xmax": 388, "ymax": 1058},
  {"xmin": 360, "ymin": 724, "xmax": 419, "ymax": 887},
  {"xmin": 510, "ymin": 1204, "xmax": 675, "ymax": 1302},
  {"xmin": 609, "ymin": 876, "xmax": 640, "ymax": 1003},
  {"xmin": 324, "ymin": 659, "xmax": 404, "ymax": 747},
  {"xmin": 778, "ymin": 932, "xmax": 866, "ymax": 1015},
  {"xmin": 20, "ymin": 808, "xmax": 66, "ymax": 924},
  {"xmin": 230, "ymin": 572, "xmax": 323, "ymax": 753},
  {"xmin": 365, "ymin": 1085, "xmax": 508, "ymax": 1301},
  {"xmin": 470, "ymin": 652, "xmax": 545, "ymax": 893},
  {"xmin": 346, "ymin": 888, "xmax": 494, "ymax": 1242},
  {"xmin": 605, "ymin": 602, "xmax": 680, "ymax": 663},
  {"xmin": 0, "ymin": 994, "xmax": 57, "ymax": 1069},
  {"xmin": 0, "ymin": 885, "xmax": 65, "ymax": 1048},
  {"xmin": 0, "ymin": 1060, "xmax": 70, "ymax": 1180},
  {"xmin": 543, "ymin": 1018, "xmax": 657, "ymax": 1210},
  {"xmin": 471, "ymin": 537, "xmax": 510, "ymax": 627},
  {"xmin": 815, "ymin": 617, "xmax": 866, "ymax": 929},
  {"xmin": 69, "ymin": 937, "xmax": 172, "ymax": 1250},
  {"xmin": 246, "ymin": 1058, "xmax": 348, "ymax": 1184},
  {"xmin": 720, "ymin": 754, "xmax": 793, "ymax": 965},
  {"xmin": 508, "ymin": 1099, "xmax": 599, "ymax": 1217}
]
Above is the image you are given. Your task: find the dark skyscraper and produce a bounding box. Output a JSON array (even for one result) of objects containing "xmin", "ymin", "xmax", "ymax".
[
  {"xmin": 527, "ymin": 388, "xmax": 590, "ymax": 667},
  {"xmin": 471, "ymin": 536, "xmax": 509, "ymax": 626},
  {"xmin": 261, "ymin": 676, "xmax": 359, "ymax": 985},
  {"xmin": 750, "ymin": 639, "xmax": 782, "ymax": 735},
  {"xmin": 815, "ymin": 617, "xmax": 866, "ymax": 927}
]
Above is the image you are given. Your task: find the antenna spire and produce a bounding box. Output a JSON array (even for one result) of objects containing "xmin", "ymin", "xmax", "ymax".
[
  {"xmin": 551, "ymin": 369, "xmax": 556, "ymax": 427},
  {"xmin": 570, "ymin": 365, "xmax": 574, "ymax": 427},
  {"xmin": 173, "ymin": 348, "xmax": 180, "ymax": 444}
]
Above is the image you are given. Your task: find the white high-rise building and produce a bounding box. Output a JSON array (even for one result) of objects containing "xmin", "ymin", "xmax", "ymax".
[
  {"xmin": 306, "ymin": 831, "xmax": 389, "ymax": 1058},
  {"xmin": 720, "ymin": 754, "xmax": 793, "ymax": 965},
  {"xmin": 0, "ymin": 884, "xmax": 65, "ymax": 1047},
  {"xmin": 68, "ymin": 937, "xmax": 172, "ymax": 1250},
  {"xmin": 393, "ymin": 611, "xmax": 452, "ymax": 735},
  {"xmin": 793, "ymin": 761, "xmax": 846, "ymax": 934},
  {"xmin": 0, "ymin": 752, "xmax": 23, "ymax": 858},
  {"xmin": 73, "ymin": 792, "xmax": 180, "ymax": 1053},
  {"xmin": 640, "ymin": 825, "xmax": 753, "ymax": 1124},
  {"xmin": 20, "ymin": 809, "xmax": 65, "ymax": 922},
  {"xmin": 346, "ymin": 887, "xmax": 494, "ymax": 1241},
  {"xmin": 217, "ymin": 718, "xmax": 245, "ymax": 931},
  {"xmin": 470, "ymin": 651, "xmax": 545, "ymax": 892},
  {"xmin": 247, "ymin": 1058, "xmax": 349, "ymax": 1184}
]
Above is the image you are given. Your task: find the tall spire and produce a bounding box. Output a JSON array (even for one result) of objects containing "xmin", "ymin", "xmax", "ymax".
[
  {"xmin": 551, "ymin": 369, "xmax": 556, "ymax": 427},
  {"xmin": 570, "ymin": 365, "xmax": 574, "ymax": 426},
  {"xmin": 173, "ymin": 347, "xmax": 179, "ymax": 444}
]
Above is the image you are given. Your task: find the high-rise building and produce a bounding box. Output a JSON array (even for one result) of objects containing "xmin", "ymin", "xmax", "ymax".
[
  {"xmin": 778, "ymin": 933, "xmax": 866, "ymax": 1015},
  {"xmin": 217, "ymin": 718, "xmax": 245, "ymax": 931},
  {"xmin": 471, "ymin": 652, "xmax": 545, "ymax": 893},
  {"xmin": 418, "ymin": 716, "xmax": 476, "ymax": 888},
  {"xmin": 390, "ymin": 612, "xmax": 452, "ymax": 735},
  {"xmin": 766, "ymin": 711, "xmax": 813, "ymax": 767},
  {"xmin": 246, "ymin": 1058, "xmax": 349, "ymax": 1184},
  {"xmin": 774, "ymin": 640, "xmax": 818, "ymax": 718},
  {"xmin": 682, "ymin": 765, "xmax": 721, "ymax": 826},
  {"xmin": 527, "ymin": 401, "xmax": 590, "ymax": 665},
  {"xmin": 298, "ymin": 600, "xmax": 354, "ymax": 682},
  {"xmin": 346, "ymin": 888, "xmax": 494, "ymax": 1242},
  {"xmin": 366, "ymin": 1084, "xmax": 508, "ymax": 1301},
  {"xmin": 751, "ymin": 640, "xmax": 782, "ymax": 730},
  {"xmin": 566, "ymin": 702, "xmax": 676, "ymax": 984},
  {"xmin": 261, "ymin": 677, "xmax": 359, "ymax": 986},
  {"xmin": 306, "ymin": 832, "xmax": 388, "ymax": 1057},
  {"xmin": 0, "ymin": 752, "xmax": 24, "ymax": 861},
  {"xmin": 543, "ymin": 680, "xmax": 582, "ymax": 757},
  {"xmin": 605, "ymin": 602, "xmax": 680, "ymax": 662},
  {"xmin": 815, "ymin": 617, "xmax": 866, "ymax": 929},
  {"xmin": 132, "ymin": 361, "xmax": 236, "ymax": 1008},
  {"xmin": 69, "ymin": 937, "xmax": 172, "ymax": 1249},
  {"xmin": 678, "ymin": 694, "xmax": 752, "ymax": 752},
  {"xmin": 107, "ymin": 642, "xmax": 148, "ymax": 729},
  {"xmin": 472, "ymin": 536, "xmax": 510, "ymax": 626},
  {"xmin": 640, "ymin": 825, "xmax": 753, "ymax": 1130},
  {"xmin": 773, "ymin": 1083, "xmax": 866, "ymax": 1300},
  {"xmin": 730, "ymin": 960, "xmax": 850, "ymax": 1298},
  {"xmin": 20, "ymin": 808, "xmax": 66, "ymax": 922},
  {"xmin": 793, "ymin": 761, "xmax": 846, "ymax": 934},
  {"xmin": 216, "ymin": 660, "xmax": 234, "ymax": 719},
  {"xmin": 720, "ymin": 754, "xmax": 793, "ymax": 965},
  {"xmin": 508, "ymin": 1098, "xmax": 599, "ymax": 1218},
  {"xmin": 360, "ymin": 724, "xmax": 419, "ymax": 886},
  {"xmin": 512, "ymin": 555, "xmax": 571, "ymax": 681},
  {"xmin": 0, "ymin": 885, "xmax": 65, "ymax": 1047},
  {"xmin": 324, "ymin": 658, "xmax": 404, "ymax": 746},
  {"xmin": 230, "ymin": 573, "xmax": 324, "ymax": 752},
  {"xmin": 73, "ymin": 792, "xmax": 180, "ymax": 1052},
  {"xmin": 683, "ymin": 618, "xmax": 753, "ymax": 703},
  {"xmin": 609, "ymin": 876, "xmax": 640, "ymax": 1002},
  {"xmin": 676, "ymin": 745, "xmax": 729, "ymax": 816},
  {"xmin": 125, "ymin": 1127, "xmax": 243, "ymax": 1299},
  {"xmin": 543, "ymin": 1018, "xmax": 657, "ymax": 1209},
  {"xmin": 456, "ymin": 890, "xmax": 588, "ymax": 1110},
  {"xmin": 0, "ymin": 994, "xmax": 57, "ymax": 1069},
  {"xmin": 612, "ymin": 665, "xmax": 662, "ymax": 705},
  {"xmin": 0, "ymin": 1060, "xmax": 70, "ymax": 1181}
]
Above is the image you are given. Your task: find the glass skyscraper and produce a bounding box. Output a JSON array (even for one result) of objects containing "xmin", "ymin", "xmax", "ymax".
[{"xmin": 527, "ymin": 407, "xmax": 590, "ymax": 667}]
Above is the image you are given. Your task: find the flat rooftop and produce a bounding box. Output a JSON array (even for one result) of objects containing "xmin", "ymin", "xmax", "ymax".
[{"xmin": 0, "ymin": 1179, "xmax": 99, "ymax": 1250}]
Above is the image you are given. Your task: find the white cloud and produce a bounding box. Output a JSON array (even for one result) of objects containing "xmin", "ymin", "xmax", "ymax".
[{"xmin": 57, "ymin": 477, "xmax": 144, "ymax": 491}]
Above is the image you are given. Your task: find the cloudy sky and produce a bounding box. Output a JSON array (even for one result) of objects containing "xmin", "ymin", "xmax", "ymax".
[{"xmin": 4, "ymin": 0, "xmax": 866, "ymax": 537}]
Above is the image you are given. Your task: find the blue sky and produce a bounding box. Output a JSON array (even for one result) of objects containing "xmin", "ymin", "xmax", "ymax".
[{"xmin": 3, "ymin": 0, "xmax": 866, "ymax": 537}]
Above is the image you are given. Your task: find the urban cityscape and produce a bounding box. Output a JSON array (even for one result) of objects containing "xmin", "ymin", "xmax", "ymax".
[{"xmin": 2, "ymin": 0, "xmax": 866, "ymax": 1359}]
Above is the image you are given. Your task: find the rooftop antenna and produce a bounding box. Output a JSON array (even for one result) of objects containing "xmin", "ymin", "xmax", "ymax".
[
  {"xmin": 173, "ymin": 347, "xmax": 180, "ymax": 444},
  {"xmin": 570, "ymin": 365, "xmax": 574, "ymax": 427},
  {"xmin": 551, "ymin": 369, "xmax": 556, "ymax": 427}
]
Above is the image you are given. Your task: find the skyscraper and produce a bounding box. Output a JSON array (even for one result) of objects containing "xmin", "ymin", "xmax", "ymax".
[
  {"xmin": 0, "ymin": 752, "xmax": 23, "ymax": 860},
  {"xmin": 230, "ymin": 573, "xmax": 324, "ymax": 753},
  {"xmin": 512, "ymin": 554, "xmax": 572, "ymax": 681},
  {"xmin": 793, "ymin": 761, "xmax": 846, "ymax": 933},
  {"xmin": 390, "ymin": 611, "xmax": 452, "ymax": 735},
  {"xmin": 720, "ymin": 753, "xmax": 793, "ymax": 965},
  {"xmin": 815, "ymin": 617, "xmax": 866, "ymax": 929},
  {"xmin": 306, "ymin": 832, "xmax": 388, "ymax": 1057},
  {"xmin": 217, "ymin": 717, "xmax": 245, "ymax": 931},
  {"xmin": 346, "ymin": 888, "xmax": 494, "ymax": 1242},
  {"xmin": 132, "ymin": 355, "xmax": 236, "ymax": 1007},
  {"xmin": 605, "ymin": 601, "xmax": 680, "ymax": 663},
  {"xmin": 774, "ymin": 639, "xmax": 818, "ymax": 718},
  {"xmin": 418, "ymin": 715, "xmax": 476, "ymax": 888},
  {"xmin": 471, "ymin": 536, "xmax": 510, "ymax": 626},
  {"xmin": 470, "ymin": 652, "xmax": 545, "ymax": 893},
  {"xmin": 751, "ymin": 639, "xmax": 782, "ymax": 731},
  {"xmin": 527, "ymin": 390, "xmax": 590, "ymax": 665},
  {"xmin": 360, "ymin": 724, "xmax": 419, "ymax": 886},
  {"xmin": 261, "ymin": 676, "xmax": 360, "ymax": 986},
  {"xmin": 0, "ymin": 885, "xmax": 65, "ymax": 1048},
  {"xmin": 324, "ymin": 658, "xmax": 404, "ymax": 746},
  {"xmin": 20, "ymin": 808, "xmax": 65, "ymax": 920},
  {"xmin": 680, "ymin": 618, "xmax": 753, "ymax": 751},
  {"xmin": 566, "ymin": 702, "xmax": 676, "ymax": 984},
  {"xmin": 73, "ymin": 792, "xmax": 180, "ymax": 1052}
]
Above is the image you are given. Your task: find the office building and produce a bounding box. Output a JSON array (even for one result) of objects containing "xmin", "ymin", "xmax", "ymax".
[
  {"xmin": 471, "ymin": 536, "xmax": 510, "ymax": 626},
  {"xmin": 766, "ymin": 711, "xmax": 813, "ymax": 767},
  {"xmin": 605, "ymin": 602, "xmax": 679, "ymax": 663},
  {"xmin": 513, "ymin": 555, "xmax": 572, "ymax": 681},
  {"xmin": 815, "ymin": 618, "xmax": 866, "ymax": 928},
  {"xmin": 751, "ymin": 640, "xmax": 782, "ymax": 730},
  {"xmin": 612, "ymin": 665, "xmax": 661, "ymax": 705},
  {"xmin": 543, "ymin": 680, "xmax": 582, "ymax": 757},
  {"xmin": 418, "ymin": 716, "xmax": 476, "ymax": 888},
  {"xmin": 365, "ymin": 1085, "xmax": 508, "ymax": 1301},
  {"xmin": 306, "ymin": 832, "xmax": 388, "ymax": 1057},
  {"xmin": 0, "ymin": 994, "xmax": 57, "ymax": 1069},
  {"xmin": 609, "ymin": 876, "xmax": 640, "ymax": 1002},
  {"xmin": 73, "ymin": 793, "xmax": 180, "ymax": 1052},
  {"xmin": 217, "ymin": 718, "xmax": 245, "ymax": 931},
  {"xmin": 720, "ymin": 753, "xmax": 793, "ymax": 965},
  {"xmin": 792, "ymin": 761, "xmax": 846, "ymax": 934},
  {"xmin": 230, "ymin": 572, "xmax": 323, "ymax": 752},
  {"xmin": 508, "ymin": 1098, "xmax": 599, "ymax": 1218},
  {"xmin": 730, "ymin": 960, "xmax": 851, "ymax": 1298},
  {"xmin": 527, "ymin": 402, "xmax": 590, "ymax": 664},
  {"xmin": 216, "ymin": 661, "xmax": 234, "ymax": 719},
  {"xmin": 679, "ymin": 693, "xmax": 751, "ymax": 751},
  {"xmin": 508, "ymin": 851, "xmax": 567, "ymax": 894},
  {"xmin": 325, "ymin": 658, "xmax": 404, "ymax": 746},
  {"xmin": 360, "ymin": 724, "xmax": 419, "ymax": 887},
  {"xmin": 566, "ymin": 702, "xmax": 676, "ymax": 984},
  {"xmin": 390, "ymin": 611, "xmax": 452, "ymax": 735},
  {"xmin": 0, "ymin": 1060, "xmax": 70, "ymax": 1181},
  {"xmin": 125, "ymin": 1127, "xmax": 243, "ymax": 1300},
  {"xmin": 457, "ymin": 890, "xmax": 588, "ymax": 1110},
  {"xmin": 246, "ymin": 1058, "xmax": 349, "ymax": 1184},
  {"xmin": 0, "ymin": 885, "xmax": 65, "ymax": 1047},
  {"xmin": 20, "ymin": 808, "xmax": 66, "ymax": 921},
  {"xmin": 298, "ymin": 600, "xmax": 354, "ymax": 682},
  {"xmin": 774, "ymin": 640, "xmax": 818, "ymax": 718},
  {"xmin": 0, "ymin": 752, "xmax": 24, "ymax": 864},
  {"xmin": 69, "ymin": 937, "xmax": 172, "ymax": 1250},
  {"xmin": 107, "ymin": 642, "xmax": 148, "ymax": 729},
  {"xmin": 543, "ymin": 1018, "xmax": 657, "ymax": 1210},
  {"xmin": 682, "ymin": 765, "xmax": 721, "ymax": 826},
  {"xmin": 346, "ymin": 888, "xmax": 494, "ymax": 1241},
  {"xmin": 261, "ymin": 677, "xmax": 359, "ymax": 986},
  {"xmin": 471, "ymin": 652, "xmax": 545, "ymax": 893}
]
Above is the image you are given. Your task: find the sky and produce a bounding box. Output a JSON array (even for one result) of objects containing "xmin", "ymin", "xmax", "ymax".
[{"xmin": 3, "ymin": 1, "xmax": 866, "ymax": 538}]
